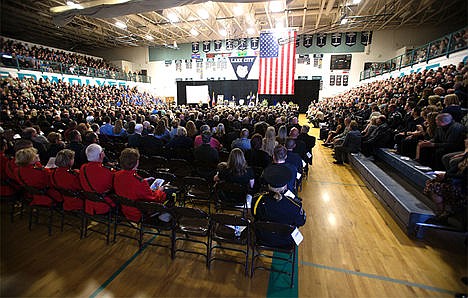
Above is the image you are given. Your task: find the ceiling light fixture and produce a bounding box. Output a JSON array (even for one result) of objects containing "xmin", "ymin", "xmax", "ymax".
[
  {"xmin": 275, "ymin": 21, "xmax": 284, "ymax": 29},
  {"xmin": 219, "ymin": 28, "xmax": 227, "ymax": 37},
  {"xmin": 352, "ymin": 0, "xmax": 362, "ymax": 4},
  {"xmin": 66, "ymin": 1, "xmax": 75, "ymax": 5},
  {"xmin": 190, "ymin": 28, "xmax": 199, "ymax": 36},
  {"xmin": 340, "ymin": 17, "xmax": 348, "ymax": 25},
  {"xmin": 270, "ymin": 1, "xmax": 283, "ymax": 13},
  {"xmin": 114, "ymin": 21, "xmax": 127, "ymax": 29},
  {"xmin": 233, "ymin": 6, "xmax": 243, "ymax": 16},
  {"xmin": 247, "ymin": 27, "xmax": 255, "ymax": 35},
  {"xmin": 145, "ymin": 34, "xmax": 154, "ymax": 41},
  {"xmin": 167, "ymin": 12, "xmax": 179, "ymax": 23}
]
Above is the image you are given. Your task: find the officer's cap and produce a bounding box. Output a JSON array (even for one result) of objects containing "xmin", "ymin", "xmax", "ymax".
[{"xmin": 263, "ymin": 164, "xmax": 292, "ymax": 188}]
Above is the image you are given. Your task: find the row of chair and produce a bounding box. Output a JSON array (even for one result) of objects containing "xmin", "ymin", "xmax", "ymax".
[{"xmin": 3, "ymin": 187, "xmax": 297, "ymax": 287}]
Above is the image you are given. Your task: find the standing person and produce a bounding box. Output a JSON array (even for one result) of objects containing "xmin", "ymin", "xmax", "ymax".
[
  {"xmin": 50, "ymin": 149, "xmax": 83, "ymax": 211},
  {"xmin": 114, "ymin": 148, "xmax": 167, "ymax": 222},
  {"xmin": 251, "ymin": 165, "xmax": 306, "ymax": 247},
  {"xmin": 79, "ymin": 144, "xmax": 114, "ymax": 215}
]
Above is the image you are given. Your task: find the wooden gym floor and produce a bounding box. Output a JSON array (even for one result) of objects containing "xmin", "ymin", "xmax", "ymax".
[{"xmin": 1, "ymin": 115, "xmax": 466, "ymax": 297}]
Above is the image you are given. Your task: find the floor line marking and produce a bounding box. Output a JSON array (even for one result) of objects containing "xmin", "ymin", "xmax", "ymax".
[
  {"xmin": 301, "ymin": 261, "xmax": 456, "ymax": 295},
  {"xmin": 89, "ymin": 236, "xmax": 157, "ymax": 298},
  {"xmin": 306, "ymin": 179, "xmax": 367, "ymax": 187}
]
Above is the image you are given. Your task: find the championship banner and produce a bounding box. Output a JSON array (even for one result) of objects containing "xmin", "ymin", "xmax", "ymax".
[
  {"xmin": 336, "ymin": 74, "xmax": 342, "ymax": 86},
  {"xmin": 225, "ymin": 39, "xmax": 233, "ymax": 51},
  {"xmin": 229, "ymin": 56, "xmax": 256, "ymax": 80},
  {"xmin": 250, "ymin": 37, "xmax": 259, "ymax": 50},
  {"xmin": 238, "ymin": 38, "xmax": 247, "ymax": 50},
  {"xmin": 316, "ymin": 33, "xmax": 326, "ymax": 47},
  {"xmin": 345, "ymin": 32, "xmax": 357, "ymax": 46},
  {"xmin": 329, "ymin": 74, "xmax": 335, "ymax": 86},
  {"xmin": 361, "ymin": 31, "xmax": 373, "ymax": 45},
  {"xmin": 343, "ymin": 74, "xmax": 349, "ymax": 86},
  {"xmin": 331, "ymin": 33, "xmax": 342, "ymax": 47},
  {"xmin": 192, "ymin": 42, "xmax": 200, "ymax": 53},
  {"xmin": 303, "ymin": 34, "xmax": 313, "ymax": 48},
  {"xmin": 202, "ymin": 40, "xmax": 211, "ymax": 52},
  {"xmin": 214, "ymin": 40, "xmax": 222, "ymax": 51}
]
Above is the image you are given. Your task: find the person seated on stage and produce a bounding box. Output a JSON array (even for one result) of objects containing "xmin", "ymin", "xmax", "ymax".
[
  {"xmin": 424, "ymin": 137, "xmax": 467, "ymax": 222},
  {"xmin": 50, "ymin": 149, "xmax": 83, "ymax": 211},
  {"xmin": 252, "ymin": 165, "xmax": 306, "ymax": 247},
  {"xmin": 79, "ymin": 144, "xmax": 115, "ymax": 215},
  {"xmin": 231, "ymin": 128, "xmax": 251, "ymax": 152},
  {"xmin": 114, "ymin": 148, "xmax": 167, "ymax": 222},
  {"xmin": 333, "ymin": 120, "xmax": 362, "ymax": 165},
  {"xmin": 11, "ymin": 147, "xmax": 56, "ymax": 207}
]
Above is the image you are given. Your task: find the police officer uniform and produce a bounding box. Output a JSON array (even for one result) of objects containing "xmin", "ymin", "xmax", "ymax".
[
  {"xmin": 50, "ymin": 167, "xmax": 83, "ymax": 211},
  {"xmin": 113, "ymin": 169, "xmax": 166, "ymax": 222},
  {"xmin": 252, "ymin": 165, "xmax": 306, "ymax": 247},
  {"xmin": 79, "ymin": 161, "xmax": 115, "ymax": 215}
]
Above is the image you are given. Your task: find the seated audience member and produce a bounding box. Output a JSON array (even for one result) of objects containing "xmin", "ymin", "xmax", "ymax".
[
  {"xmin": 251, "ymin": 165, "xmax": 306, "ymax": 247},
  {"xmin": 128, "ymin": 123, "xmax": 143, "ymax": 148},
  {"xmin": 99, "ymin": 116, "xmax": 114, "ymax": 136},
  {"xmin": 276, "ymin": 125, "xmax": 288, "ymax": 145},
  {"xmin": 66, "ymin": 130, "xmax": 85, "ymax": 169},
  {"xmin": 213, "ymin": 123, "xmax": 229, "ymax": 149},
  {"xmin": 166, "ymin": 127, "xmax": 193, "ymax": 150},
  {"xmin": 22, "ymin": 127, "xmax": 48, "ymax": 163},
  {"xmin": 12, "ymin": 147, "xmax": 56, "ymax": 206},
  {"xmin": 112, "ymin": 120, "xmax": 127, "ymax": 137},
  {"xmin": 262, "ymin": 126, "xmax": 278, "ymax": 157},
  {"xmin": 193, "ymin": 130, "xmax": 219, "ymax": 175},
  {"xmin": 361, "ymin": 115, "xmax": 393, "ymax": 156},
  {"xmin": 0, "ymin": 137, "xmax": 16, "ymax": 197},
  {"xmin": 263, "ymin": 145, "xmax": 297, "ymax": 194},
  {"xmin": 194, "ymin": 125, "xmax": 222, "ymax": 151},
  {"xmin": 441, "ymin": 94, "xmax": 463, "ymax": 123},
  {"xmin": 424, "ymin": 137, "xmax": 467, "ymax": 221},
  {"xmin": 46, "ymin": 132, "xmax": 65, "ymax": 161},
  {"xmin": 50, "ymin": 149, "xmax": 83, "ymax": 211},
  {"xmin": 140, "ymin": 125, "xmax": 164, "ymax": 156},
  {"xmin": 79, "ymin": 144, "xmax": 115, "ymax": 215},
  {"xmin": 154, "ymin": 120, "xmax": 170, "ymax": 143},
  {"xmin": 215, "ymin": 148, "xmax": 255, "ymax": 190},
  {"xmin": 297, "ymin": 125, "xmax": 316, "ymax": 163},
  {"xmin": 231, "ymin": 128, "xmax": 251, "ymax": 152},
  {"xmin": 289, "ymin": 127, "xmax": 307, "ymax": 159},
  {"xmin": 285, "ymin": 138, "xmax": 303, "ymax": 176},
  {"xmin": 246, "ymin": 133, "xmax": 272, "ymax": 169},
  {"xmin": 418, "ymin": 113, "xmax": 465, "ymax": 169},
  {"xmin": 114, "ymin": 148, "xmax": 167, "ymax": 222},
  {"xmin": 333, "ymin": 121, "xmax": 362, "ymax": 164}
]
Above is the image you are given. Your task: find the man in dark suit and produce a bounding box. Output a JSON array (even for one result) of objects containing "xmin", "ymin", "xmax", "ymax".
[
  {"xmin": 333, "ymin": 121, "xmax": 362, "ymax": 164},
  {"xmin": 193, "ymin": 131, "xmax": 219, "ymax": 169},
  {"xmin": 140, "ymin": 125, "xmax": 164, "ymax": 156}
]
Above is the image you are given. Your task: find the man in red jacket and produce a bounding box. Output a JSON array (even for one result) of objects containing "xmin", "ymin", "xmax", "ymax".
[
  {"xmin": 114, "ymin": 148, "xmax": 166, "ymax": 222},
  {"xmin": 79, "ymin": 144, "xmax": 114, "ymax": 215}
]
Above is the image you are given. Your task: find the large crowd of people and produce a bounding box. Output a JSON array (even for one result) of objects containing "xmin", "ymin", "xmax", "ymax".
[{"xmin": 308, "ymin": 62, "xmax": 467, "ymax": 221}]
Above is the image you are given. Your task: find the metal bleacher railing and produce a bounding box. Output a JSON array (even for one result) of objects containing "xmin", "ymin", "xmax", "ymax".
[
  {"xmin": 0, "ymin": 53, "xmax": 151, "ymax": 84},
  {"xmin": 360, "ymin": 27, "xmax": 467, "ymax": 81}
]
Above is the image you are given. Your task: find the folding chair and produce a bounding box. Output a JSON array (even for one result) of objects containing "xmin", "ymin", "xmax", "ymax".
[
  {"xmin": 208, "ymin": 213, "xmax": 250, "ymax": 276},
  {"xmin": 251, "ymin": 221, "xmax": 297, "ymax": 288}
]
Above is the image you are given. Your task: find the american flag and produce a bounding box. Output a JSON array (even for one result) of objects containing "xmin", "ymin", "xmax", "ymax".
[{"xmin": 258, "ymin": 29, "xmax": 297, "ymax": 95}]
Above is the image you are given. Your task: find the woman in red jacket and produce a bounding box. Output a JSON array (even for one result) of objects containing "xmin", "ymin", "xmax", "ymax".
[
  {"xmin": 114, "ymin": 148, "xmax": 166, "ymax": 222},
  {"xmin": 50, "ymin": 149, "xmax": 83, "ymax": 211}
]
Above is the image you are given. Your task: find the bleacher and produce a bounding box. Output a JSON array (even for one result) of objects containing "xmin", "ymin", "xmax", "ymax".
[{"xmin": 350, "ymin": 148, "xmax": 467, "ymax": 238}]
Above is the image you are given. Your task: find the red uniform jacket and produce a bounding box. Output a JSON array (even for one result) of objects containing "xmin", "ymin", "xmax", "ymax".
[
  {"xmin": 79, "ymin": 162, "xmax": 114, "ymax": 215},
  {"xmin": 50, "ymin": 167, "xmax": 83, "ymax": 211},
  {"xmin": 0, "ymin": 152, "xmax": 16, "ymax": 196},
  {"xmin": 12, "ymin": 164, "xmax": 56, "ymax": 206},
  {"xmin": 114, "ymin": 169, "xmax": 166, "ymax": 222}
]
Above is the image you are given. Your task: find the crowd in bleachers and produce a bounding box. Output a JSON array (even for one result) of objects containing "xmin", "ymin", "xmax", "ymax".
[
  {"xmin": 0, "ymin": 37, "xmax": 121, "ymax": 78},
  {"xmin": 308, "ymin": 62, "xmax": 467, "ymax": 221}
]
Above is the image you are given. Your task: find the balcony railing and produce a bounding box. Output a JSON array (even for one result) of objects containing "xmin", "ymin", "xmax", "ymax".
[
  {"xmin": 0, "ymin": 54, "xmax": 151, "ymax": 83},
  {"xmin": 360, "ymin": 27, "xmax": 467, "ymax": 81}
]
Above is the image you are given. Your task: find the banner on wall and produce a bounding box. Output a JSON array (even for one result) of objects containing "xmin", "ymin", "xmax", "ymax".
[
  {"xmin": 329, "ymin": 74, "xmax": 335, "ymax": 86},
  {"xmin": 345, "ymin": 32, "xmax": 357, "ymax": 46},
  {"xmin": 238, "ymin": 38, "xmax": 247, "ymax": 50},
  {"xmin": 331, "ymin": 33, "xmax": 342, "ymax": 47},
  {"xmin": 250, "ymin": 37, "xmax": 259, "ymax": 50},
  {"xmin": 192, "ymin": 42, "xmax": 200, "ymax": 53},
  {"xmin": 303, "ymin": 34, "xmax": 313, "ymax": 48},
  {"xmin": 336, "ymin": 74, "xmax": 342, "ymax": 86},
  {"xmin": 361, "ymin": 31, "xmax": 373, "ymax": 45},
  {"xmin": 202, "ymin": 41, "xmax": 211, "ymax": 52},
  {"xmin": 225, "ymin": 39, "xmax": 233, "ymax": 51},
  {"xmin": 316, "ymin": 33, "xmax": 326, "ymax": 47},
  {"xmin": 343, "ymin": 74, "xmax": 349, "ymax": 86},
  {"xmin": 229, "ymin": 56, "xmax": 256, "ymax": 80},
  {"xmin": 214, "ymin": 40, "xmax": 222, "ymax": 51}
]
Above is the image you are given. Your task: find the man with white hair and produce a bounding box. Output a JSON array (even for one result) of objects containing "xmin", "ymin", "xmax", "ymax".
[{"xmin": 79, "ymin": 143, "xmax": 115, "ymax": 215}]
